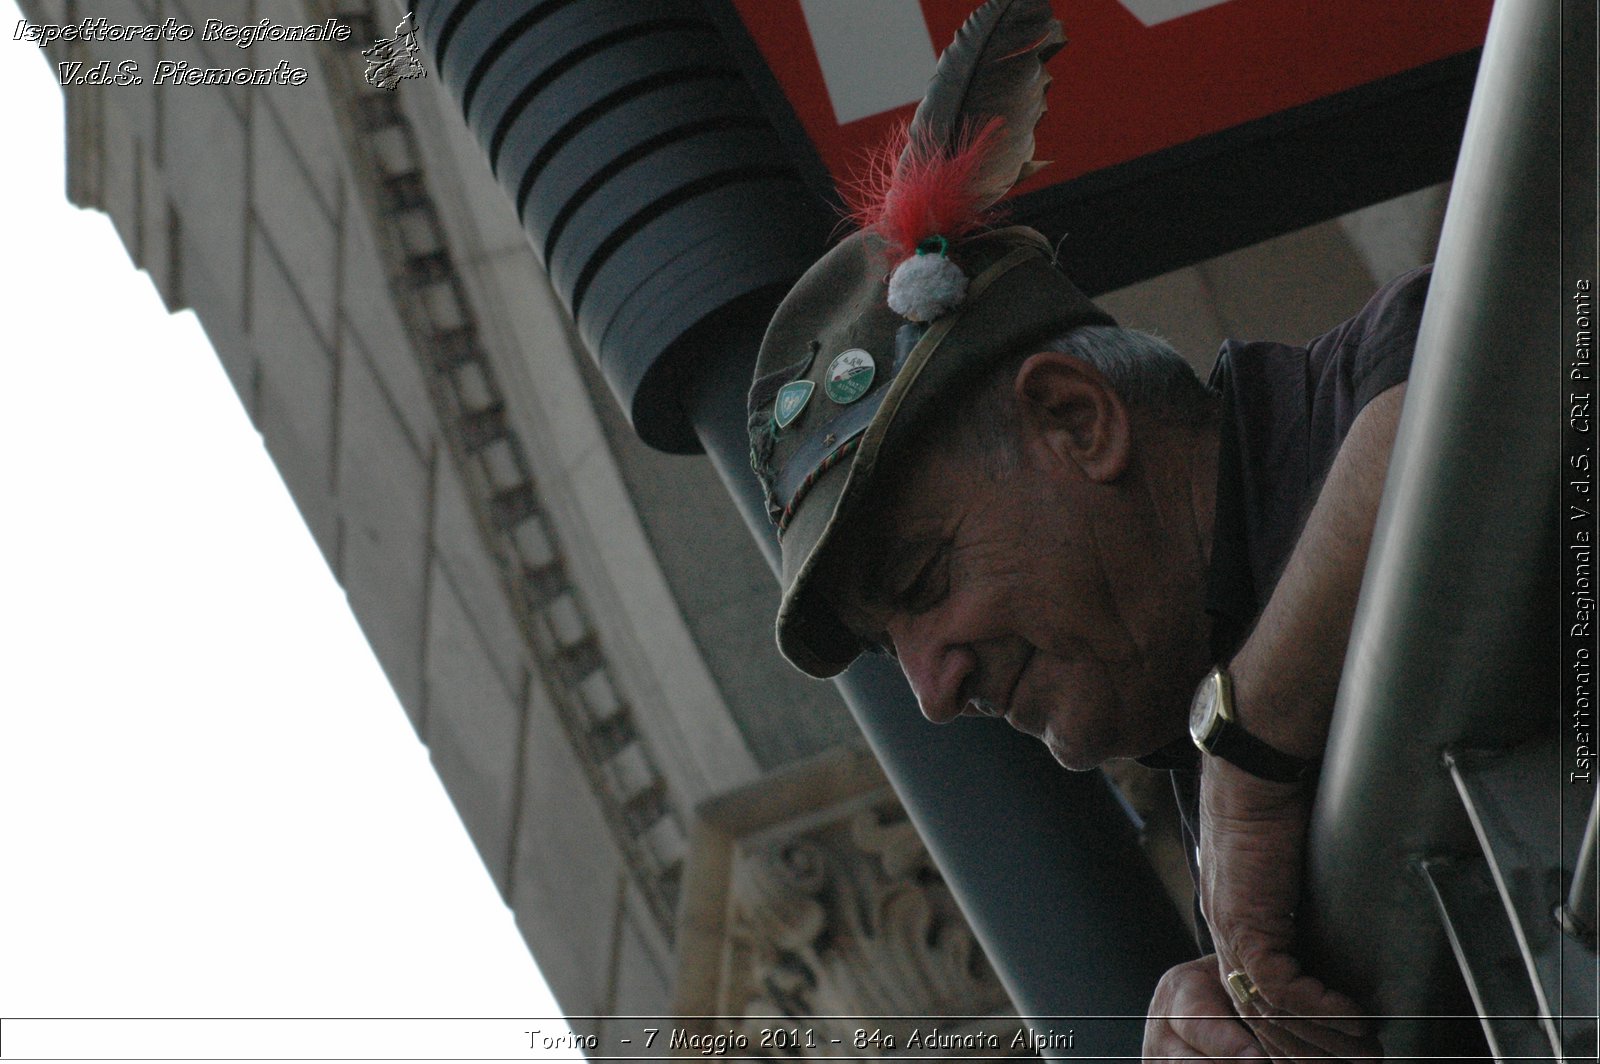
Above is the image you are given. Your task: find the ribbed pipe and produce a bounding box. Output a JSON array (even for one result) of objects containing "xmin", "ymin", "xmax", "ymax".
[{"xmin": 418, "ymin": 0, "xmax": 827, "ymax": 453}]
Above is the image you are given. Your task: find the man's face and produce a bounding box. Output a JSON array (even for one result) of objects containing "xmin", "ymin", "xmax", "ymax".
[{"xmin": 826, "ymin": 364, "xmax": 1209, "ymax": 770}]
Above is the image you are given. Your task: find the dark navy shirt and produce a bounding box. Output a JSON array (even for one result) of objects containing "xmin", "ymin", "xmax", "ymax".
[{"xmin": 1155, "ymin": 265, "xmax": 1432, "ymax": 952}]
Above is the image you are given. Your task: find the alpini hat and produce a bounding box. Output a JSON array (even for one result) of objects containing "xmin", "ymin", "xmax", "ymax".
[{"xmin": 749, "ymin": 0, "xmax": 1114, "ymax": 678}]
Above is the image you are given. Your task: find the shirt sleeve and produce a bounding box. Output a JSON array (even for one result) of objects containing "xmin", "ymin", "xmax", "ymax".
[
  {"xmin": 1205, "ymin": 266, "xmax": 1431, "ymax": 630},
  {"xmin": 1353, "ymin": 265, "xmax": 1430, "ymax": 409},
  {"xmin": 1311, "ymin": 264, "xmax": 1430, "ymax": 435}
]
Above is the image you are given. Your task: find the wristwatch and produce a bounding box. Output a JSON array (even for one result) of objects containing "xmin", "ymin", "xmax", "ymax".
[{"xmin": 1188, "ymin": 666, "xmax": 1320, "ymax": 783}]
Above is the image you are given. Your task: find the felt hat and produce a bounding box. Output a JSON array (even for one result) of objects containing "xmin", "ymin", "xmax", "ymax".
[
  {"xmin": 749, "ymin": 222, "xmax": 1113, "ymax": 677},
  {"xmin": 747, "ymin": 0, "xmax": 1116, "ymax": 678},
  {"xmin": 745, "ymin": 0, "xmax": 1113, "ymax": 672}
]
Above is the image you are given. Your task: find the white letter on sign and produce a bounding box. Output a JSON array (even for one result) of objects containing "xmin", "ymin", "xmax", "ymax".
[
  {"xmin": 799, "ymin": 0, "xmax": 937, "ymax": 125},
  {"xmin": 1118, "ymin": 0, "xmax": 1234, "ymax": 26}
]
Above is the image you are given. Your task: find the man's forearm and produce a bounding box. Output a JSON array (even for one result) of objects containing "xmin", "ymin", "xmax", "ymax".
[{"xmin": 1227, "ymin": 382, "xmax": 1408, "ymax": 759}]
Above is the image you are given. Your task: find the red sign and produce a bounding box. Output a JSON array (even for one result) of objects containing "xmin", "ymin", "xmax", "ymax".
[{"xmin": 724, "ymin": 0, "xmax": 1492, "ymax": 199}]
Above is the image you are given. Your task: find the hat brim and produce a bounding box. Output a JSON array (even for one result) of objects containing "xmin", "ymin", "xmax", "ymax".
[{"xmin": 774, "ymin": 229, "xmax": 1112, "ymax": 677}]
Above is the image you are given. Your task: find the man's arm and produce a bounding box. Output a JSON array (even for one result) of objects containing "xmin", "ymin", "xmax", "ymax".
[
  {"xmin": 1228, "ymin": 380, "xmax": 1408, "ymax": 760},
  {"xmin": 1198, "ymin": 381, "xmax": 1407, "ymax": 1059}
]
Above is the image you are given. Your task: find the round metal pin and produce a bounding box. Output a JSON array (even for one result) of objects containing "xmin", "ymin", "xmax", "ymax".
[{"xmin": 825, "ymin": 349, "xmax": 876, "ymax": 405}]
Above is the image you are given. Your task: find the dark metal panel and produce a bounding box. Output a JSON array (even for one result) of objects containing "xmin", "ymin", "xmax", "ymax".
[{"xmin": 1016, "ymin": 52, "xmax": 1479, "ymax": 296}]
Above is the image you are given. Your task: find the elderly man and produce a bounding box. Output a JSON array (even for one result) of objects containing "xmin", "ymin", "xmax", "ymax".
[
  {"xmin": 751, "ymin": 226, "xmax": 1414, "ymax": 1059},
  {"xmin": 746, "ymin": 1, "xmax": 1413, "ymax": 1058}
]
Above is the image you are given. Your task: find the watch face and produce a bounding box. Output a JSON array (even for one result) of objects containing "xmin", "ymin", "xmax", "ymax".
[{"xmin": 1189, "ymin": 674, "xmax": 1220, "ymax": 747}]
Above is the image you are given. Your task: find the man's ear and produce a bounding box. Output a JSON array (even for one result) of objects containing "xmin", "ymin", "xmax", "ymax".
[{"xmin": 1012, "ymin": 351, "xmax": 1131, "ymax": 483}]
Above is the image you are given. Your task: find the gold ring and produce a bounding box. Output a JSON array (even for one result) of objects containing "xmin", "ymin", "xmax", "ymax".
[{"xmin": 1226, "ymin": 969, "xmax": 1261, "ymax": 1007}]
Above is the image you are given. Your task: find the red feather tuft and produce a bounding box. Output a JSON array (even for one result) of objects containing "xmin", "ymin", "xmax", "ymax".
[{"xmin": 843, "ymin": 117, "xmax": 1005, "ymax": 261}]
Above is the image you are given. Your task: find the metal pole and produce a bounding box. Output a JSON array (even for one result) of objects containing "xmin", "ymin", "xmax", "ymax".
[{"xmin": 1301, "ymin": 0, "xmax": 1564, "ymax": 1052}]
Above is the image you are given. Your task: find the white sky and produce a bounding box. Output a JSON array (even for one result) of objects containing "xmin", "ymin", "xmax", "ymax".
[{"xmin": 0, "ymin": 3, "xmax": 578, "ymax": 1044}]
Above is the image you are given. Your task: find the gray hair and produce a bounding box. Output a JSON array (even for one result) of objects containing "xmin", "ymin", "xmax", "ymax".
[
  {"xmin": 1044, "ymin": 325, "xmax": 1216, "ymax": 431},
  {"xmin": 919, "ymin": 325, "xmax": 1216, "ymax": 477}
]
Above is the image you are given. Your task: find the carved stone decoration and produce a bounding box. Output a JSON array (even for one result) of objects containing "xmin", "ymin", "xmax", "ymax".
[{"xmin": 674, "ymin": 744, "xmax": 1035, "ymax": 1058}]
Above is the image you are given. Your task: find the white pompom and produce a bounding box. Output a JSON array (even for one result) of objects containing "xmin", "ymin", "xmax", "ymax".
[{"xmin": 887, "ymin": 253, "xmax": 969, "ymax": 322}]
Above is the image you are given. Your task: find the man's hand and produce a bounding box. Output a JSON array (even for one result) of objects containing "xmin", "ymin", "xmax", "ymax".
[
  {"xmin": 1197, "ymin": 757, "xmax": 1382, "ymax": 1062},
  {"xmin": 1143, "ymin": 954, "xmax": 1263, "ymax": 1060}
]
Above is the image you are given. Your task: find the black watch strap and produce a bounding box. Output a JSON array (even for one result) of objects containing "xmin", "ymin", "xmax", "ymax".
[
  {"xmin": 1190, "ymin": 666, "xmax": 1320, "ymax": 783},
  {"xmin": 1206, "ymin": 718, "xmax": 1319, "ymax": 783}
]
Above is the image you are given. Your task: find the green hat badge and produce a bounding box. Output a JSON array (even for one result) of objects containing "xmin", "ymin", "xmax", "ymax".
[
  {"xmin": 825, "ymin": 349, "xmax": 876, "ymax": 404},
  {"xmin": 773, "ymin": 379, "xmax": 814, "ymax": 430}
]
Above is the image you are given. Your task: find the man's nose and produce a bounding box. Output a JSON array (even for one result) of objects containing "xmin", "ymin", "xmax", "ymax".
[{"xmin": 884, "ymin": 615, "xmax": 975, "ymax": 724}]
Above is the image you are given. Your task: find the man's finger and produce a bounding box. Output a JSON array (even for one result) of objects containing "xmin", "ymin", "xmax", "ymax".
[
  {"xmin": 1237, "ymin": 1011, "xmax": 1378, "ymax": 1064},
  {"xmin": 1244, "ymin": 1010, "xmax": 1385, "ymax": 1062},
  {"xmin": 1143, "ymin": 1019, "xmax": 1264, "ymax": 1061},
  {"xmin": 1146, "ymin": 955, "xmax": 1268, "ymax": 1060},
  {"xmin": 1224, "ymin": 956, "xmax": 1375, "ymax": 1040},
  {"xmin": 1259, "ymin": 976, "xmax": 1374, "ymax": 1039},
  {"xmin": 1208, "ymin": 953, "xmax": 1381, "ymax": 1061},
  {"xmin": 1165, "ymin": 1014, "xmax": 1265, "ymax": 1059}
]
